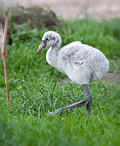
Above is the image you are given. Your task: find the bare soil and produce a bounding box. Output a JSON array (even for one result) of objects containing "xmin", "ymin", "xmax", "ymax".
[
  {"xmin": 102, "ymin": 73, "xmax": 120, "ymax": 83},
  {"xmin": 19, "ymin": 0, "xmax": 120, "ymax": 20}
]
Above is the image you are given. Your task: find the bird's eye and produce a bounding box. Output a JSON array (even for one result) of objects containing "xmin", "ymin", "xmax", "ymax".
[{"xmin": 46, "ymin": 38, "xmax": 48, "ymax": 41}]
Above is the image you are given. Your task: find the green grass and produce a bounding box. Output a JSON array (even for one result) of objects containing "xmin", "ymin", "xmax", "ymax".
[{"xmin": 0, "ymin": 17, "xmax": 120, "ymax": 146}]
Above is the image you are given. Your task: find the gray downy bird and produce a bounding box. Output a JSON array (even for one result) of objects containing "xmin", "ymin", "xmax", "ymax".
[{"xmin": 37, "ymin": 31, "xmax": 109, "ymax": 116}]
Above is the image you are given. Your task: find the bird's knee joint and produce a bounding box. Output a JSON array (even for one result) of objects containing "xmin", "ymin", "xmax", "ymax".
[
  {"xmin": 86, "ymin": 95, "xmax": 92, "ymax": 103},
  {"xmin": 88, "ymin": 96, "xmax": 92, "ymax": 103}
]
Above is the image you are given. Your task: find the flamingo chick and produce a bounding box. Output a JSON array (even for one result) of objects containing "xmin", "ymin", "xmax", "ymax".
[{"xmin": 37, "ymin": 31, "xmax": 109, "ymax": 116}]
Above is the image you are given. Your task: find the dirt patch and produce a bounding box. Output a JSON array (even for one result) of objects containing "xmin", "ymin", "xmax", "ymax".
[
  {"xmin": 9, "ymin": 5, "xmax": 62, "ymax": 30},
  {"xmin": 102, "ymin": 73, "xmax": 120, "ymax": 83},
  {"xmin": 19, "ymin": 0, "xmax": 120, "ymax": 20}
]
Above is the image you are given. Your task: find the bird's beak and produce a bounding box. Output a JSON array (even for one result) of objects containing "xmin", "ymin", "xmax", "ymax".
[{"xmin": 37, "ymin": 41, "xmax": 46, "ymax": 53}]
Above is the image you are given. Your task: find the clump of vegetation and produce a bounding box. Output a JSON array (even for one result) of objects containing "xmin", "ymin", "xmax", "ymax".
[
  {"xmin": 3, "ymin": 5, "xmax": 62, "ymax": 44},
  {"xmin": 0, "ymin": 11, "xmax": 120, "ymax": 146}
]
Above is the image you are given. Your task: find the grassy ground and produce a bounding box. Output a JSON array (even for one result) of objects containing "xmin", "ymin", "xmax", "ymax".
[{"xmin": 0, "ymin": 17, "xmax": 120, "ymax": 146}]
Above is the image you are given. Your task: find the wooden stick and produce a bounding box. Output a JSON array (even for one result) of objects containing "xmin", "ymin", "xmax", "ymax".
[{"xmin": 1, "ymin": 12, "xmax": 10, "ymax": 106}]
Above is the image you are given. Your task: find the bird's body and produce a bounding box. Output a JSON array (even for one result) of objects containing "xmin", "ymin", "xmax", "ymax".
[
  {"xmin": 37, "ymin": 31, "xmax": 109, "ymax": 115},
  {"xmin": 45, "ymin": 33, "xmax": 109, "ymax": 85}
]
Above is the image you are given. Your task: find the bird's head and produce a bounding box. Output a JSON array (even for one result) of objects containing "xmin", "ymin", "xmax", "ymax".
[{"xmin": 37, "ymin": 31, "xmax": 62, "ymax": 53}]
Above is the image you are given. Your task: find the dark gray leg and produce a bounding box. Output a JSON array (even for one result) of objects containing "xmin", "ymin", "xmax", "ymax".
[
  {"xmin": 82, "ymin": 85, "xmax": 92, "ymax": 115},
  {"xmin": 86, "ymin": 103, "xmax": 91, "ymax": 115},
  {"xmin": 47, "ymin": 84, "xmax": 92, "ymax": 116}
]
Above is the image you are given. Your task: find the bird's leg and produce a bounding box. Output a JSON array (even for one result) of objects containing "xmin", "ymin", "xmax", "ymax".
[
  {"xmin": 1, "ymin": 12, "xmax": 10, "ymax": 106},
  {"xmin": 82, "ymin": 84, "xmax": 92, "ymax": 116},
  {"xmin": 47, "ymin": 84, "xmax": 92, "ymax": 116},
  {"xmin": 47, "ymin": 98, "xmax": 87, "ymax": 116}
]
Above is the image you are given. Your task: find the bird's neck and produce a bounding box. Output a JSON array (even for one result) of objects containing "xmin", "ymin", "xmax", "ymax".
[{"xmin": 46, "ymin": 41, "xmax": 61, "ymax": 68}]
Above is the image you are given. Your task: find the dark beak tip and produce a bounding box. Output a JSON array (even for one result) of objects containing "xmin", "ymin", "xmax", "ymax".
[{"xmin": 37, "ymin": 49, "xmax": 40, "ymax": 53}]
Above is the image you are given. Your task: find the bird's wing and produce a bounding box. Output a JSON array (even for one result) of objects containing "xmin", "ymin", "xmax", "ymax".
[{"xmin": 61, "ymin": 42, "xmax": 92, "ymax": 66}]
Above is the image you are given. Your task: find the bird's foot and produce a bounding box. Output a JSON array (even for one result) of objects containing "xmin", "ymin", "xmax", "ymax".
[
  {"xmin": 47, "ymin": 98, "xmax": 87, "ymax": 116},
  {"xmin": 47, "ymin": 108, "xmax": 64, "ymax": 116},
  {"xmin": 47, "ymin": 85, "xmax": 93, "ymax": 117}
]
